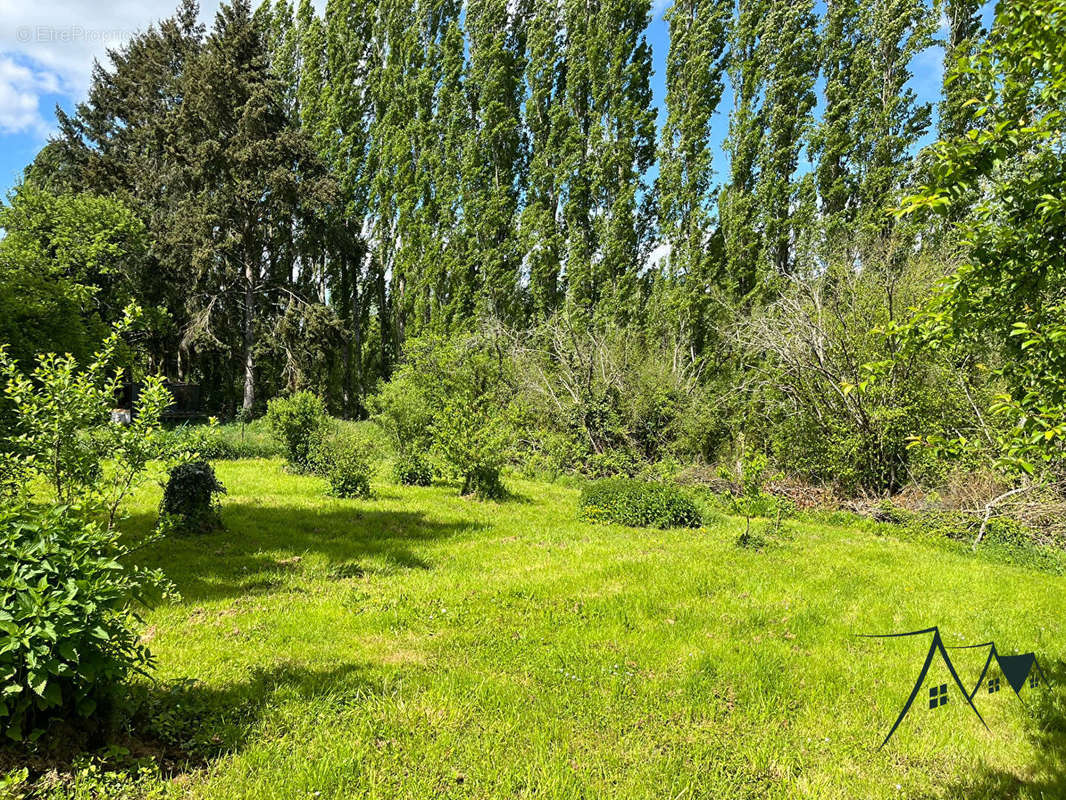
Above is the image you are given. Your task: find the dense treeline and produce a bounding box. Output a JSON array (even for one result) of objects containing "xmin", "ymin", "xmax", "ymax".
[{"xmin": 6, "ymin": 0, "xmax": 1047, "ymax": 495}]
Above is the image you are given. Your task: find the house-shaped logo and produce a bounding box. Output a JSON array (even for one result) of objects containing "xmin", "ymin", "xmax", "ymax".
[
  {"xmin": 949, "ymin": 641, "xmax": 1049, "ymax": 702},
  {"xmin": 858, "ymin": 626, "xmax": 986, "ymax": 749}
]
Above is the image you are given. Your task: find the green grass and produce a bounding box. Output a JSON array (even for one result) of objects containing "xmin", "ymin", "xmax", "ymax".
[{"xmin": 24, "ymin": 460, "xmax": 1066, "ymax": 798}]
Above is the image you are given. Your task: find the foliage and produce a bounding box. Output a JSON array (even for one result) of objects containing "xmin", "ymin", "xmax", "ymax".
[
  {"xmin": 0, "ymin": 312, "xmax": 184, "ymax": 741},
  {"xmin": 579, "ymin": 478, "xmax": 702, "ymax": 529},
  {"xmin": 373, "ymin": 332, "xmax": 514, "ymax": 499},
  {"xmin": 0, "ymin": 500, "xmax": 172, "ymax": 741},
  {"xmin": 892, "ymin": 0, "xmax": 1066, "ymax": 476},
  {"xmin": 160, "ymin": 461, "xmax": 227, "ymax": 533},
  {"xmin": 0, "ymin": 186, "xmax": 149, "ymax": 371},
  {"xmin": 265, "ymin": 391, "xmax": 329, "ymax": 471},
  {"xmin": 505, "ymin": 314, "xmax": 710, "ymax": 472},
  {"xmin": 740, "ymin": 250, "xmax": 988, "ymax": 493},
  {"xmin": 309, "ymin": 427, "xmax": 375, "ymax": 499},
  {"xmin": 368, "ymin": 372, "xmax": 434, "ymax": 478},
  {"xmin": 392, "ymin": 453, "xmax": 433, "ymax": 487},
  {"xmin": 0, "ymin": 309, "xmax": 189, "ymax": 528}
]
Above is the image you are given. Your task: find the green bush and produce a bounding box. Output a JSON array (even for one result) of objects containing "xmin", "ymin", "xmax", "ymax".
[
  {"xmin": 160, "ymin": 461, "xmax": 226, "ymax": 533},
  {"xmin": 372, "ymin": 333, "xmax": 513, "ymax": 499},
  {"xmin": 579, "ymin": 478, "xmax": 702, "ymax": 529},
  {"xmin": 393, "ymin": 452, "xmax": 433, "ymax": 486},
  {"xmin": 0, "ymin": 501, "xmax": 172, "ymax": 741},
  {"xmin": 309, "ymin": 428, "xmax": 374, "ymax": 499},
  {"xmin": 265, "ymin": 392, "xmax": 328, "ymax": 470}
]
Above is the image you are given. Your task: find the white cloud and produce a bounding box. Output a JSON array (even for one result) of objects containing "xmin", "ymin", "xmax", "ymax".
[
  {"xmin": 0, "ymin": 1, "xmax": 229, "ymax": 140},
  {"xmin": 0, "ymin": 55, "xmax": 59, "ymax": 135}
]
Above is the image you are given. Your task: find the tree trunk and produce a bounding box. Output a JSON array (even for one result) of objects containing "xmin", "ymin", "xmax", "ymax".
[{"xmin": 242, "ymin": 255, "xmax": 256, "ymax": 414}]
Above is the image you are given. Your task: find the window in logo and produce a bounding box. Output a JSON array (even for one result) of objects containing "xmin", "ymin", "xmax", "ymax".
[
  {"xmin": 988, "ymin": 677, "xmax": 1000, "ymax": 693},
  {"xmin": 929, "ymin": 683, "xmax": 949, "ymax": 709},
  {"xmin": 1030, "ymin": 675, "xmax": 1040, "ymax": 688}
]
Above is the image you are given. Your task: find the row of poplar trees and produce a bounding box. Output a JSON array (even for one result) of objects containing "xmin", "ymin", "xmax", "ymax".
[{"xmin": 25, "ymin": 0, "xmax": 985, "ymax": 415}]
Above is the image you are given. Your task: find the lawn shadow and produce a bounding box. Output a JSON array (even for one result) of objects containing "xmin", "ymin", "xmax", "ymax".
[
  {"xmin": 125, "ymin": 502, "xmax": 485, "ymax": 602},
  {"xmin": 0, "ymin": 660, "xmax": 411, "ymax": 785},
  {"xmin": 942, "ymin": 657, "xmax": 1066, "ymax": 799}
]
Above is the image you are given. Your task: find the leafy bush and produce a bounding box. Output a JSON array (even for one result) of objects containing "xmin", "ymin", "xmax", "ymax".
[
  {"xmin": 393, "ymin": 452, "xmax": 433, "ymax": 486},
  {"xmin": 0, "ymin": 501, "xmax": 172, "ymax": 741},
  {"xmin": 371, "ymin": 333, "xmax": 513, "ymax": 499},
  {"xmin": 579, "ymin": 478, "xmax": 702, "ymax": 529},
  {"xmin": 0, "ymin": 310, "xmax": 188, "ymax": 529},
  {"xmin": 160, "ymin": 461, "xmax": 226, "ymax": 533},
  {"xmin": 309, "ymin": 428, "xmax": 374, "ymax": 499},
  {"xmin": 432, "ymin": 393, "xmax": 510, "ymax": 499},
  {"xmin": 0, "ymin": 311, "xmax": 185, "ymax": 741},
  {"xmin": 265, "ymin": 391, "xmax": 328, "ymax": 471}
]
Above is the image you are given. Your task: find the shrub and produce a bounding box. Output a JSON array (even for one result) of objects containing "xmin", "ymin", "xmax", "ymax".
[
  {"xmin": 0, "ymin": 310, "xmax": 182, "ymax": 529},
  {"xmin": 309, "ymin": 428, "xmax": 374, "ymax": 499},
  {"xmin": 393, "ymin": 452, "xmax": 433, "ymax": 486},
  {"xmin": 160, "ymin": 461, "xmax": 226, "ymax": 533},
  {"xmin": 372, "ymin": 333, "xmax": 513, "ymax": 499},
  {"xmin": 0, "ymin": 501, "xmax": 172, "ymax": 741},
  {"xmin": 265, "ymin": 391, "xmax": 328, "ymax": 470},
  {"xmin": 579, "ymin": 478, "xmax": 702, "ymax": 529}
]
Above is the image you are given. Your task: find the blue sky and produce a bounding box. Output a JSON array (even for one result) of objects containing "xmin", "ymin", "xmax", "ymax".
[{"xmin": 0, "ymin": 0, "xmax": 989, "ymax": 200}]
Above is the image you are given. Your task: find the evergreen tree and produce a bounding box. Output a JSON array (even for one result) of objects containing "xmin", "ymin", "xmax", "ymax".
[
  {"xmin": 28, "ymin": 0, "xmax": 204, "ymax": 376},
  {"xmin": 177, "ymin": 0, "xmax": 332, "ymax": 412}
]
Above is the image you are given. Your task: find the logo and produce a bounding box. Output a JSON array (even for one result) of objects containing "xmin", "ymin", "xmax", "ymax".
[{"xmin": 857, "ymin": 626, "xmax": 1049, "ymax": 749}]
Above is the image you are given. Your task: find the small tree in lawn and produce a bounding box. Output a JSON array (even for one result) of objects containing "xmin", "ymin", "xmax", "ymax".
[
  {"xmin": 375, "ymin": 331, "xmax": 514, "ymax": 499},
  {"xmin": 0, "ymin": 306, "xmax": 185, "ymax": 527},
  {"xmin": 369, "ymin": 376, "xmax": 435, "ymax": 486},
  {"xmin": 265, "ymin": 391, "xmax": 329, "ymax": 472}
]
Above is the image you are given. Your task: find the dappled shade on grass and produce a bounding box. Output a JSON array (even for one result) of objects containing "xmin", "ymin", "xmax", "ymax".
[{"xmin": 55, "ymin": 459, "xmax": 1066, "ymax": 799}]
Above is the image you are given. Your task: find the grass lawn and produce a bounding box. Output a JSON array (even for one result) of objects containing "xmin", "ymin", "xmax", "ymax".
[{"xmin": 98, "ymin": 459, "xmax": 1066, "ymax": 798}]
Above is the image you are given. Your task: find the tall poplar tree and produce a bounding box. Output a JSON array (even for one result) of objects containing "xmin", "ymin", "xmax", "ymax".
[
  {"xmin": 559, "ymin": 0, "xmax": 656, "ymax": 318},
  {"xmin": 810, "ymin": 0, "xmax": 862, "ymax": 241},
  {"xmin": 851, "ymin": 0, "xmax": 936, "ymax": 233},
  {"xmin": 939, "ymin": 0, "xmax": 984, "ymax": 140},
  {"xmin": 755, "ymin": 0, "xmax": 818, "ymax": 276},
  {"xmin": 520, "ymin": 0, "xmax": 567, "ymax": 317},
  {"xmin": 463, "ymin": 0, "xmax": 530, "ymax": 323},
  {"xmin": 719, "ymin": 0, "xmax": 767, "ymax": 300},
  {"xmin": 656, "ymin": 0, "xmax": 730, "ymax": 351}
]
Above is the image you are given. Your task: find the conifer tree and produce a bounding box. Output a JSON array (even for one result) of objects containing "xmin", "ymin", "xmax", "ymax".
[{"xmin": 178, "ymin": 0, "xmax": 331, "ymax": 411}]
